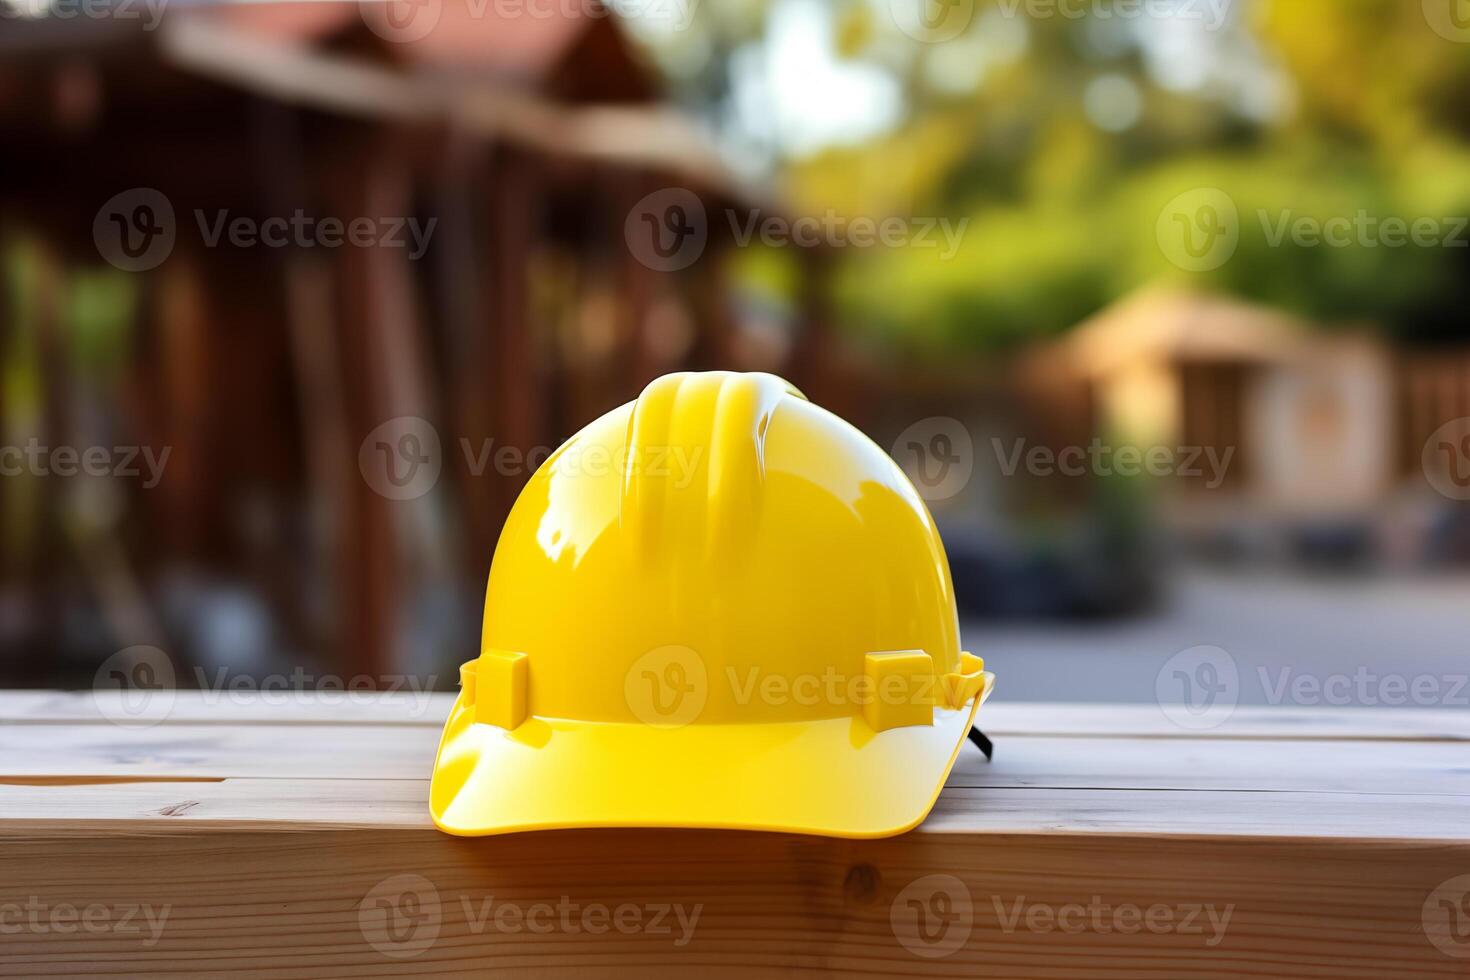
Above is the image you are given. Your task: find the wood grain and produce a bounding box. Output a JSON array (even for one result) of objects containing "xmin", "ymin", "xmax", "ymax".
[
  {"xmin": 0, "ymin": 691, "xmax": 1466, "ymax": 977},
  {"xmin": 0, "ymin": 830, "xmax": 1463, "ymax": 978},
  {"xmin": 0, "ymin": 781, "xmax": 1466, "ymax": 841},
  {"xmin": 3, "ymin": 722, "xmax": 1466, "ymax": 802}
]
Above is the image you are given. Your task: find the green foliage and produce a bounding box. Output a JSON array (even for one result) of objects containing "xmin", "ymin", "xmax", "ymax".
[
  {"xmin": 664, "ymin": 0, "xmax": 1470, "ymax": 353},
  {"xmin": 65, "ymin": 270, "xmax": 139, "ymax": 378},
  {"xmin": 836, "ymin": 143, "xmax": 1470, "ymax": 354},
  {"xmin": 1110, "ymin": 149, "xmax": 1467, "ymax": 327},
  {"xmin": 835, "ymin": 202, "xmax": 1112, "ymax": 353}
]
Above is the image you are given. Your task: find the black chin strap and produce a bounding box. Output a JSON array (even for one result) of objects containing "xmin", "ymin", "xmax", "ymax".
[{"xmin": 967, "ymin": 726, "xmax": 994, "ymax": 761}]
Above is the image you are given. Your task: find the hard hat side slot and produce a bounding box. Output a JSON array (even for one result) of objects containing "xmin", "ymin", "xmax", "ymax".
[
  {"xmin": 464, "ymin": 650, "xmax": 529, "ymax": 731},
  {"xmin": 862, "ymin": 651, "xmax": 938, "ymax": 732}
]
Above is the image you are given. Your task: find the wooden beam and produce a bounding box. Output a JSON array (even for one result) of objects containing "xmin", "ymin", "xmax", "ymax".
[
  {"xmin": 322, "ymin": 133, "xmax": 441, "ymax": 679},
  {"xmin": 29, "ymin": 241, "xmax": 69, "ymax": 669},
  {"xmin": 157, "ymin": 15, "xmax": 767, "ymax": 210},
  {"xmin": 0, "ymin": 695, "xmax": 1465, "ymax": 976},
  {"xmin": 0, "ymin": 226, "xmax": 11, "ymax": 588}
]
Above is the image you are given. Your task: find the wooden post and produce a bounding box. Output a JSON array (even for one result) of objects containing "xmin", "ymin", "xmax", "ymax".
[
  {"xmin": 793, "ymin": 244, "xmax": 835, "ymax": 412},
  {"xmin": 688, "ymin": 237, "xmax": 737, "ymax": 370},
  {"xmin": 434, "ymin": 128, "xmax": 501, "ymax": 568},
  {"xmin": 251, "ymin": 99, "xmax": 352, "ymax": 657},
  {"xmin": 486, "ymin": 143, "xmax": 543, "ymax": 521},
  {"xmin": 324, "ymin": 130, "xmax": 438, "ymax": 680},
  {"xmin": 151, "ymin": 250, "xmax": 213, "ymax": 561},
  {"xmin": 0, "ymin": 224, "xmax": 10, "ymax": 587},
  {"xmin": 30, "ymin": 240, "xmax": 69, "ymax": 676}
]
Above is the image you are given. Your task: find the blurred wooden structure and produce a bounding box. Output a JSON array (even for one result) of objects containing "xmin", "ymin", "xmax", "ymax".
[
  {"xmin": 1396, "ymin": 347, "xmax": 1470, "ymax": 476},
  {"xmin": 0, "ymin": 2, "xmax": 832, "ymax": 678},
  {"xmin": 1035, "ymin": 288, "xmax": 1470, "ymax": 516},
  {"xmin": 2, "ymin": 691, "xmax": 1467, "ymax": 976}
]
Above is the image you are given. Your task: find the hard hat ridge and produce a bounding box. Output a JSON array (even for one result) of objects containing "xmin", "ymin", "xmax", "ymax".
[{"xmin": 621, "ymin": 371, "xmax": 805, "ymax": 567}]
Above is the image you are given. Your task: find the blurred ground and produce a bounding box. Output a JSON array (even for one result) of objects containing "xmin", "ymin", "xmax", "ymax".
[{"xmin": 968, "ymin": 562, "xmax": 1470, "ymax": 707}]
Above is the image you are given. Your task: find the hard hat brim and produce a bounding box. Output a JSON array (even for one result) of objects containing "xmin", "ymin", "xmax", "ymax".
[{"xmin": 429, "ymin": 675, "xmax": 993, "ymax": 839}]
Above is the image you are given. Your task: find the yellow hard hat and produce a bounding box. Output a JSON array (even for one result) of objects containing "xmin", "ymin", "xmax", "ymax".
[{"xmin": 430, "ymin": 371, "xmax": 994, "ymax": 838}]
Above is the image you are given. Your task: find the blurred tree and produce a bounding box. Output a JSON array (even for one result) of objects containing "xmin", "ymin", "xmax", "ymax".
[
  {"xmin": 1255, "ymin": 0, "xmax": 1470, "ymax": 148},
  {"xmin": 629, "ymin": 0, "xmax": 1470, "ymax": 352}
]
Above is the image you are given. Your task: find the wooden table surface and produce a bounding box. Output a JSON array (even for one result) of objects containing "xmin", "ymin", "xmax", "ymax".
[{"xmin": 1, "ymin": 691, "xmax": 1467, "ymax": 977}]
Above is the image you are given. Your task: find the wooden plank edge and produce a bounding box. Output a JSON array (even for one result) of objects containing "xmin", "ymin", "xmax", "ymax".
[
  {"xmin": 3, "ymin": 693, "xmax": 1469, "ymax": 741},
  {"xmin": 0, "ymin": 780, "xmax": 1466, "ymax": 844}
]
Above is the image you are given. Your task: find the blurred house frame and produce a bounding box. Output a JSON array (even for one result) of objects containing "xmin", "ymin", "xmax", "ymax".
[{"xmin": 0, "ymin": 2, "xmax": 833, "ymax": 679}]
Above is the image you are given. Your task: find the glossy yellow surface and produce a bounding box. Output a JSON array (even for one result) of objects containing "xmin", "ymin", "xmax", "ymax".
[{"xmin": 430, "ymin": 371, "xmax": 994, "ymax": 838}]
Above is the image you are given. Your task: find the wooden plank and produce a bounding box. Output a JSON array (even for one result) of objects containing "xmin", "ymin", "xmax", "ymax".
[
  {"xmin": 0, "ymin": 829, "xmax": 1462, "ymax": 976},
  {"xmin": 4, "ymin": 722, "xmax": 1467, "ymax": 799},
  {"xmin": 0, "ymin": 689, "xmax": 455, "ymax": 725},
  {"xmin": 0, "ymin": 723, "xmax": 439, "ymax": 780},
  {"xmin": 1, "ymin": 693, "xmax": 1467, "ymax": 976},
  {"xmin": 947, "ymin": 736, "xmax": 1470, "ymax": 794},
  {"xmin": 0, "ymin": 780, "xmax": 1466, "ymax": 842},
  {"xmin": 976, "ymin": 702, "xmax": 1470, "ymax": 741},
  {"xmin": 5, "ymin": 691, "xmax": 1469, "ymax": 740}
]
